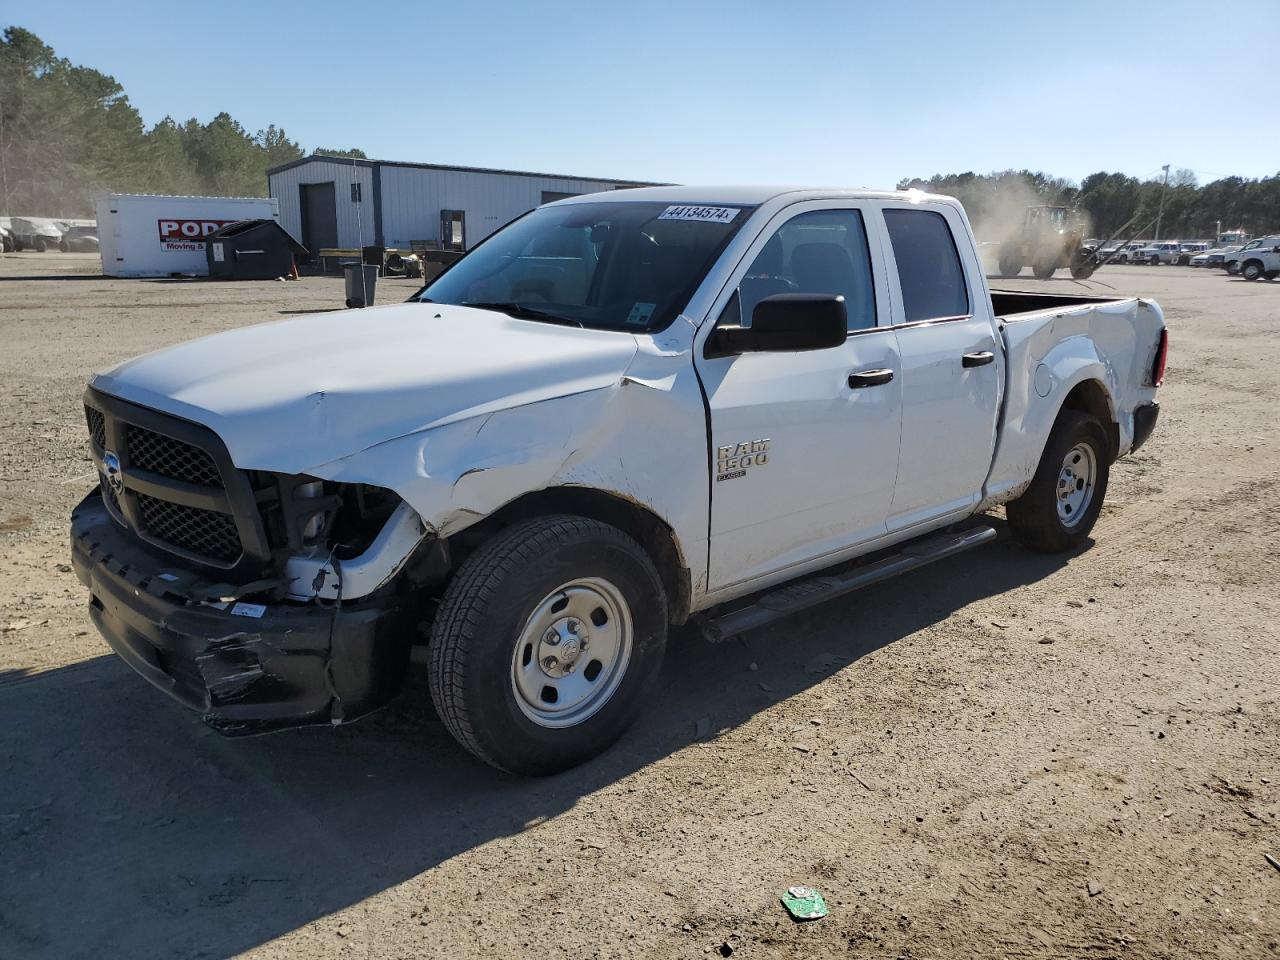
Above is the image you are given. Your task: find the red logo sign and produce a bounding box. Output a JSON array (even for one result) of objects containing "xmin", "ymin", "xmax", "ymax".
[{"xmin": 157, "ymin": 219, "xmax": 237, "ymax": 243}]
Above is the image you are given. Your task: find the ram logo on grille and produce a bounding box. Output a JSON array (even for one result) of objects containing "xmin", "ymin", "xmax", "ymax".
[{"xmin": 102, "ymin": 451, "xmax": 125, "ymax": 498}]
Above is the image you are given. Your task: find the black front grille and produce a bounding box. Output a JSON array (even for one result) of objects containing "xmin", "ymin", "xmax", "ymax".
[
  {"xmin": 136, "ymin": 494, "xmax": 242, "ymax": 564},
  {"xmin": 84, "ymin": 391, "xmax": 270, "ymax": 571},
  {"xmin": 85, "ymin": 406, "xmax": 106, "ymax": 450},
  {"xmin": 126, "ymin": 425, "xmax": 223, "ymax": 488}
]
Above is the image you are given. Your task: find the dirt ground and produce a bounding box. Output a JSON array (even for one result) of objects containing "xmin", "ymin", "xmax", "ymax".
[{"xmin": 1, "ymin": 251, "xmax": 1277, "ymax": 960}]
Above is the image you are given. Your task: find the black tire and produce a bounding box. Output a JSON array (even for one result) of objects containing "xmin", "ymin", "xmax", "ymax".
[
  {"xmin": 12, "ymin": 239, "xmax": 23, "ymax": 252},
  {"xmin": 429, "ymin": 515, "xmax": 668, "ymax": 775},
  {"xmin": 1006, "ymin": 409, "xmax": 1110, "ymax": 553},
  {"xmin": 33, "ymin": 238, "xmax": 46, "ymax": 252},
  {"xmin": 1265, "ymin": 270, "xmax": 1279, "ymax": 281},
  {"xmin": 1241, "ymin": 260, "xmax": 1263, "ymax": 281},
  {"xmin": 345, "ymin": 297, "xmax": 362, "ymax": 309},
  {"xmin": 58, "ymin": 240, "xmax": 69, "ymax": 253},
  {"xmin": 1227, "ymin": 260, "xmax": 1240, "ymax": 276},
  {"xmin": 1032, "ymin": 257, "xmax": 1057, "ymax": 280},
  {"xmin": 1069, "ymin": 248, "xmax": 1098, "ymax": 280},
  {"xmin": 998, "ymin": 249, "xmax": 1022, "ymax": 278}
]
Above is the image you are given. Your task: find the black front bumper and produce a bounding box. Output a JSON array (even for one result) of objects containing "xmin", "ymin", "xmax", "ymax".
[
  {"xmin": 71, "ymin": 492, "xmax": 413, "ymax": 734},
  {"xmin": 1131, "ymin": 401, "xmax": 1160, "ymax": 453}
]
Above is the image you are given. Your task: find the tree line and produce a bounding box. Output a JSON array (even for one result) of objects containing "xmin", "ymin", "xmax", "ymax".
[
  {"xmin": 899, "ymin": 168, "xmax": 1280, "ymax": 243},
  {"xmin": 0, "ymin": 26, "xmax": 363, "ymax": 217}
]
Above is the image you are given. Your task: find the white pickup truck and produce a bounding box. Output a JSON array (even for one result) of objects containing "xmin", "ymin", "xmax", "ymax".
[{"xmin": 71, "ymin": 187, "xmax": 1167, "ymax": 774}]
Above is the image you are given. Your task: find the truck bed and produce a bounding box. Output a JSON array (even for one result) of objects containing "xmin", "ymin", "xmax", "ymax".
[{"xmin": 990, "ymin": 289, "xmax": 1131, "ymax": 319}]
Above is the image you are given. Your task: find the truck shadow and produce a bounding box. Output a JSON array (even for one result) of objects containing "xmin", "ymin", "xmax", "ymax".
[{"xmin": 0, "ymin": 529, "xmax": 1077, "ymax": 960}]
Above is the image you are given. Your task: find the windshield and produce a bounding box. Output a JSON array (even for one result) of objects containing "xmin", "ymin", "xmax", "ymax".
[{"xmin": 415, "ymin": 200, "xmax": 754, "ymax": 332}]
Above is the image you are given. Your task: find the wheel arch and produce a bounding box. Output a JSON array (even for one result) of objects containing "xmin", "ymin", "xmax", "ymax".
[
  {"xmin": 449, "ymin": 486, "xmax": 692, "ymax": 625},
  {"xmin": 1057, "ymin": 378, "xmax": 1120, "ymax": 461}
]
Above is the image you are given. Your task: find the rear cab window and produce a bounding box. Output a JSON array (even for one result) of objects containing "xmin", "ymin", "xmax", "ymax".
[{"xmin": 882, "ymin": 208, "xmax": 970, "ymax": 323}]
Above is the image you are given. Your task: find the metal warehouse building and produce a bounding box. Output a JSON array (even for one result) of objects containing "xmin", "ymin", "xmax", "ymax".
[{"xmin": 266, "ymin": 155, "xmax": 661, "ymax": 258}]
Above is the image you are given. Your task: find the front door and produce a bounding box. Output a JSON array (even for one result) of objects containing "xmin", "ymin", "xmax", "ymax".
[{"xmin": 697, "ymin": 205, "xmax": 902, "ymax": 592}]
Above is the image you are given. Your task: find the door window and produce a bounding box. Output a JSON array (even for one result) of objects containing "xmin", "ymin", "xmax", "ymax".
[
  {"xmin": 883, "ymin": 208, "xmax": 970, "ymax": 323},
  {"xmin": 734, "ymin": 209, "xmax": 877, "ymax": 332}
]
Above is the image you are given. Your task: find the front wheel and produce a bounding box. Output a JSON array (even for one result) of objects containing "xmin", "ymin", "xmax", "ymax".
[
  {"xmin": 1069, "ymin": 248, "xmax": 1098, "ymax": 280},
  {"xmin": 998, "ymin": 249, "xmax": 1023, "ymax": 278},
  {"xmin": 429, "ymin": 515, "xmax": 668, "ymax": 775},
  {"xmin": 1227, "ymin": 261, "xmax": 1240, "ymax": 275},
  {"xmin": 1264, "ymin": 270, "xmax": 1279, "ymax": 281},
  {"xmin": 1241, "ymin": 260, "xmax": 1263, "ymax": 281},
  {"xmin": 1006, "ymin": 410, "xmax": 1111, "ymax": 553}
]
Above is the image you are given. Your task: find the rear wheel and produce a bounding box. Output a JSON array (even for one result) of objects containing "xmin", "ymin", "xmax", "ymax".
[
  {"xmin": 1032, "ymin": 257, "xmax": 1057, "ymax": 280},
  {"xmin": 33, "ymin": 238, "xmax": 46, "ymax": 252},
  {"xmin": 998, "ymin": 249, "xmax": 1023, "ymax": 278},
  {"xmin": 1007, "ymin": 410, "xmax": 1110, "ymax": 553},
  {"xmin": 1241, "ymin": 260, "xmax": 1263, "ymax": 281},
  {"xmin": 428, "ymin": 515, "xmax": 668, "ymax": 775}
]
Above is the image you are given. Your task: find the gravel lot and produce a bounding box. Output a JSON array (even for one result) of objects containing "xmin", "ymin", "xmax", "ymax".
[{"xmin": 1, "ymin": 251, "xmax": 1278, "ymax": 959}]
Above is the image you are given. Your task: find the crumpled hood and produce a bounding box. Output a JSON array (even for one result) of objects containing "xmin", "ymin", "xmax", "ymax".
[{"xmin": 91, "ymin": 302, "xmax": 640, "ymax": 475}]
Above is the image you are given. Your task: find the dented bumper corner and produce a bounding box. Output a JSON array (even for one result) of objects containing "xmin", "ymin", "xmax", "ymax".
[
  {"xmin": 70, "ymin": 492, "xmax": 413, "ymax": 734},
  {"xmin": 1130, "ymin": 401, "xmax": 1160, "ymax": 453}
]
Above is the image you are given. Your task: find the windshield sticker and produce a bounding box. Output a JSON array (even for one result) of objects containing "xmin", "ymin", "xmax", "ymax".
[
  {"xmin": 658, "ymin": 205, "xmax": 740, "ymax": 224},
  {"xmin": 626, "ymin": 302, "xmax": 656, "ymax": 326}
]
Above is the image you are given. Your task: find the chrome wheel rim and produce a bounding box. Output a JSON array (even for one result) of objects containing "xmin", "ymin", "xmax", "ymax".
[
  {"xmin": 510, "ymin": 577, "xmax": 632, "ymax": 728},
  {"xmin": 1056, "ymin": 442, "xmax": 1097, "ymax": 528}
]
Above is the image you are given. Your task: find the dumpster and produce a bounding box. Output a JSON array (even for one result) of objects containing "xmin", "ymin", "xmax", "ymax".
[
  {"xmin": 204, "ymin": 219, "xmax": 307, "ymax": 280},
  {"xmin": 344, "ymin": 263, "xmax": 380, "ymax": 308}
]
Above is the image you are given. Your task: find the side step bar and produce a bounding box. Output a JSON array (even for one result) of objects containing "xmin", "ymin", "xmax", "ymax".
[{"xmin": 699, "ymin": 524, "xmax": 998, "ymax": 642}]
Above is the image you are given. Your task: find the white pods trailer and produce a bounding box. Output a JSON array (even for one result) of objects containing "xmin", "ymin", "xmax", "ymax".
[{"xmin": 96, "ymin": 194, "xmax": 280, "ymax": 278}]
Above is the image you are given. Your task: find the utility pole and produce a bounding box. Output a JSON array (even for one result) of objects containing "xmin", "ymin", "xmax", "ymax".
[{"xmin": 1154, "ymin": 164, "xmax": 1171, "ymax": 241}]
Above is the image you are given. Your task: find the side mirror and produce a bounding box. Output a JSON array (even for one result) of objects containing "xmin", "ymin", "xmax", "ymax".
[{"xmin": 707, "ymin": 294, "xmax": 847, "ymax": 357}]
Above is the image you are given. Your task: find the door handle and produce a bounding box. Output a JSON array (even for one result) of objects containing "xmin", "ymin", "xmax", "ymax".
[
  {"xmin": 848, "ymin": 368, "xmax": 894, "ymax": 388},
  {"xmin": 962, "ymin": 351, "xmax": 995, "ymax": 368}
]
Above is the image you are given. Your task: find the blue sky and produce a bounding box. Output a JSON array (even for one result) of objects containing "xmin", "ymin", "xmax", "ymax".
[{"xmin": 11, "ymin": 0, "xmax": 1278, "ymax": 188}]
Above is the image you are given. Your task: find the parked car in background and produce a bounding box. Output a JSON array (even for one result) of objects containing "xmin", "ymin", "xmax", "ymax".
[
  {"xmin": 1133, "ymin": 241, "xmax": 1184, "ymax": 265},
  {"xmin": 1194, "ymin": 244, "xmax": 1243, "ymax": 269},
  {"xmin": 1176, "ymin": 242, "xmax": 1209, "ymax": 265},
  {"xmin": 1108, "ymin": 241, "xmax": 1151, "ymax": 264},
  {"xmin": 1236, "ymin": 239, "xmax": 1280, "ymax": 281},
  {"xmin": 10, "ymin": 217, "xmax": 64, "ymax": 252},
  {"xmin": 58, "ymin": 224, "xmax": 99, "ymax": 253},
  {"xmin": 1226, "ymin": 237, "xmax": 1280, "ymax": 276}
]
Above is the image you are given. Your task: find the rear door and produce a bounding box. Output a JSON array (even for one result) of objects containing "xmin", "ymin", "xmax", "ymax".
[
  {"xmin": 876, "ymin": 202, "xmax": 1003, "ymax": 531},
  {"xmin": 697, "ymin": 202, "xmax": 902, "ymax": 592}
]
